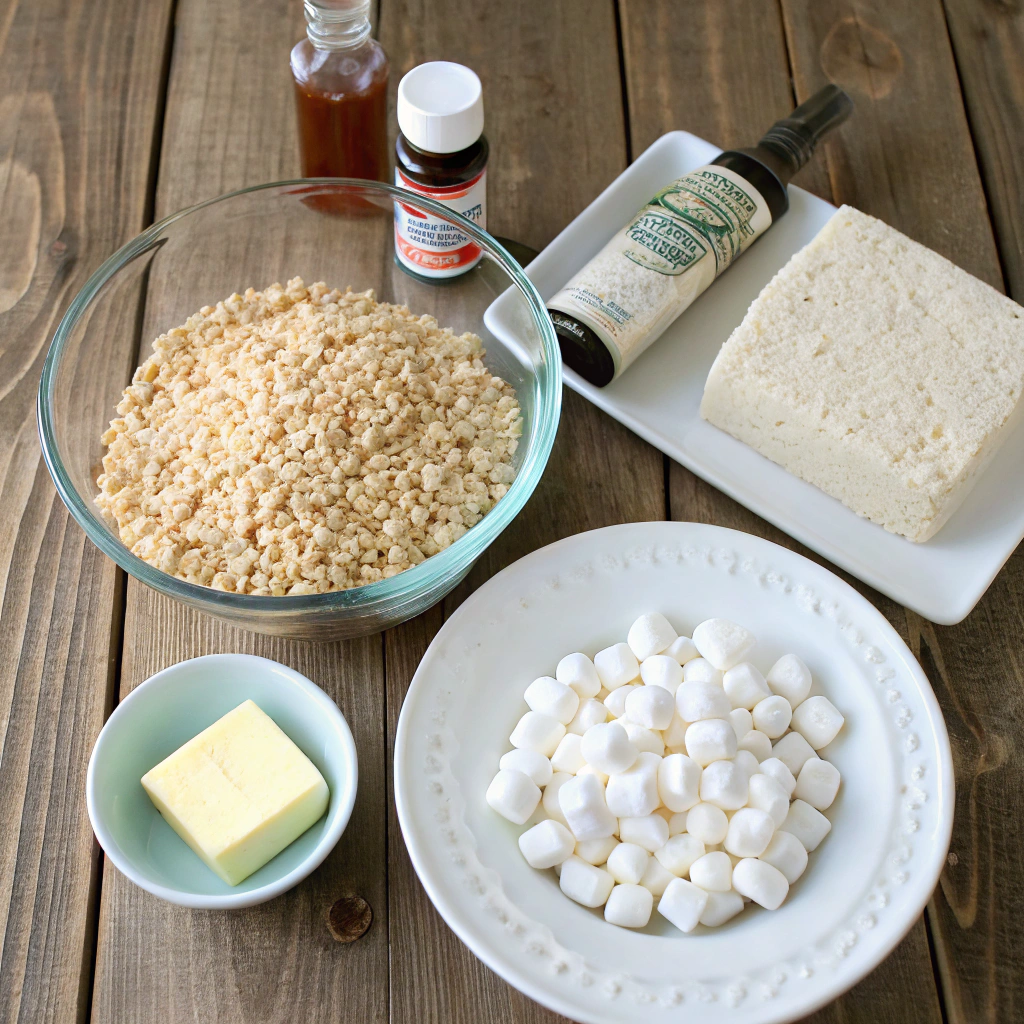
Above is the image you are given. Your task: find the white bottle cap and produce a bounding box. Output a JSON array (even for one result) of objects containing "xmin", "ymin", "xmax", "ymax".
[{"xmin": 397, "ymin": 62, "xmax": 484, "ymax": 155}]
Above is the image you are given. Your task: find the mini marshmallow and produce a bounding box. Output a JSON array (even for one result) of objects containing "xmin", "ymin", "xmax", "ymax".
[
  {"xmin": 724, "ymin": 807, "xmax": 776, "ymax": 858},
  {"xmin": 499, "ymin": 748, "xmax": 552, "ymax": 788},
  {"xmin": 771, "ymin": 731, "xmax": 817, "ymax": 775},
  {"xmin": 654, "ymin": 833, "xmax": 705, "ymax": 876},
  {"xmin": 723, "ymin": 662, "xmax": 771, "ymax": 710},
  {"xmin": 732, "ymin": 858, "xmax": 789, "ymax": 910},
  {"xmin": 567, "ymin": 698, "xmax": 608, "ymax": 736},
  {"xmin": 759, "ymin": 757, "xmax": 797, "ymax": 796},
  {"xmin": 620, "ymin": 720, "xmax": 665, "ymax": 755},
  {"xmin": 518, "ymin": 819, "xmax": 575, "ymax": 868},
  {"xmin": 658, "ymin": 878, "xmax": 708, "ymax": 933},
  {"xmin": 729, "ymin": 707, "xmax": 753, "ymax": 739},
  {"xmin": 692, "ymin": 618, "xmax": 756, "ymax": 671},
  {"xmin": 791, "ymin": 696, "xmax": 845, "ymax": 750},
  {"xmin": 668, "ymin": 812, "xmax": 689, "ymax": 836},
  {"xmin": 685, "ymin": 719, "xmax": 737, "ymax": 766},
  {"xmin": 558, "ymin": 773, "xmax": 618, "ymax": 841},
  {"xmin": 685, "ymin": 802, "xmax": 729, "ymax": 845},
  {"xmin": 605, "ymin": 752, "xmax": 661, "ymax": 818},
  {"xmin": 662, "ymin": 713, "xmax": 689, "ymax": 751},
  {"xmin": 733, "ymin": 749, "xmax": 761, "ymax": 780},
  {"xmin": 542, "ymin": 772, "xmax": 573, "ymax": 826},
  {"xmin": 699, "ymin": 889, "xmax": 745, "ymax": 927},
  {"xmin": 747, "ymin": 772, "xmax": 790, "ymax": 827},
  {"xmin": 603, "ymin": 683, "xmax": 637, "ymax": 719},
  {"xmin": 658, "ymin": 753, "xmax": 702, "ymax": 812},
  {"xmin": 664, "ymin": 635, "xmax": 700, "ymax": 666},
  {"xmin": 688, "ymin": 851, "xmax": 733, "ymax": 891},
  {"xmin": 759, "ymin": 829, "xmax": 808, "ymax": 883},
  {"xmin": 752, "ymin": 695, "xmax": 793, "ymax": 740},
  {"xmin": 627, "ymin": 612, "xmax": 677, "ymax": 661},
  {"xmin": 581, "ymin": 722, "xmax": 639, "ymax": 775},
  {"xmin": 625, "ymin": 685, "xmax": 676, "ymax": 730},
  {"xmin": 594, "ymin": 643, "xmax": 640, "ymax": 690},
  {"xmin": 605, "ymin": 882, "xmax": 654, "ymax": 928},
  {"xmin": 486, "ymin": 769, "xmax": 541, "ymax": 824},
  {"xmin": 699, "ymin": 759, "xmax": 749, "ymax": 811},
  {"xmin": 767, "ymin": 653, "xmax": 812, "ymax": 706},
  {"xmin": 780, "ymin": 799, "xmax": 832, "ymax": 851},
  {"xmin": 794, "ymin": 757, "xmax": 841, "ymax": 810},
  {"xmin": 676, "ymin": 680, "xmax": 731, "ymax": 722},
  {"xmin": 524, "ymin": 676, "xmax": 579, "ymax": 725},
  {"xmin": 510, "ymin": 711, "xmax": 565, "ymax": 757},
  {"xmin": 577, "ymin": 763, "xmax": 609, "ymax": 785},
  {"xmin": 556, "ymin": 652, "xmax": 601, "ymax": 698},
  {"xmin": 575, "ymin": 835, "xmax": 619, "ymax": 866},
  {"xmin": 618, "ymin": 813, "xmax": 670, "ymax": 852},
  {"xmin": 559, "ymin": 855, "xmax": 615, "ymax": 908},
  {"xmin": 550, "ymin": 733, "xmax": 587, "ymax": 775},
  {"xmin": 639, "ymin": 655, "xmax": 683, "ymax": 694},
  {"xmin": 640, "ymin": 855, "xmax": 676, "ymax": 896},
  {"xmin": 606, "ymin": 842, "xmax": 650, "ymax": 885},
  {"xmin": 682, "ymin": 658, "xmax": 723, "ymax": 685},
  {"xmin": 737, "ymin": 729, "xmax": 774, "ymax": 761}
]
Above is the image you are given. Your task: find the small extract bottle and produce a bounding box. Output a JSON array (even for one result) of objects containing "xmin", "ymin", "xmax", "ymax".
[
  {"xmin": 291, "ymin": 0, "xmax": 389, "ymax": 182},
  {"xmin": 549, "ymin": 85, "xmax": 854, "ymax": 386},
  {"xmin": 394, "ymin": 62, "xmax": 488, "ymax": 279}
]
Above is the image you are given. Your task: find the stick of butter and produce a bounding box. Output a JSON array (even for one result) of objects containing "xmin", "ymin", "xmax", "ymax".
[{"xmin": 142, "ymin": 699, "xmax": 330, "ymax": 885}]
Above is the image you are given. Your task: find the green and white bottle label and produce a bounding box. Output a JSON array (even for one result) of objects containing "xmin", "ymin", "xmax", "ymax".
[{"xmin": 548, "ymin": 164, "xmax": 771, "ymax": 379}]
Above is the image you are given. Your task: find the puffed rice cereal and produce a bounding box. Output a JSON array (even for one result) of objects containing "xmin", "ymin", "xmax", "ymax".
[{"xmin": 96, "ymin": 278, "xmax": 522, "ymax": 595}]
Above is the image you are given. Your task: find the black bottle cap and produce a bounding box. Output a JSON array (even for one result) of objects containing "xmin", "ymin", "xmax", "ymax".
[{"xmin": 758, "ymin": 84, "xmax": 854, "ymax": 176}]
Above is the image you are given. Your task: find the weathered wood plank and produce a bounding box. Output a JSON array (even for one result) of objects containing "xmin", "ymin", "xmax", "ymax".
[
  {"xmin": 618, "ymin": 0, "xmax": 831, "ymax": 201},
  {"xmin": 0, "ymin": 1, "xmax": 174, "ymax": 1022},
  {"xmin": 780, "ymin": 0, "xmax": 1001, "ymax": 284},
  {"xmin": 927, "ymin": 4, "xmax": 1024, "ymax": 1018},
  {"xmin": 779, "ymin": 4, "xmax": 1023, "ymax": 1023},
  {"xmin": 621, "ymin": 0, "xmax": 964, "ymax": 1019},
  {"xmin": 88, "ymin": 2, "xmax": 389, "ymax": 1023},
  {"xmin": 382, "ymin": 1, "xmax": 664, "ymax": 1020},
  {"xmin": 941, "ymin": 0, "xmax": 1024, "ymax": 300}
]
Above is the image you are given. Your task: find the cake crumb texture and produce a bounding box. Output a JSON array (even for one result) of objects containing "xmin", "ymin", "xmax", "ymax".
[{"xmin": 700, "ymin": 205, "xmax": 1024, "ymax": 541}]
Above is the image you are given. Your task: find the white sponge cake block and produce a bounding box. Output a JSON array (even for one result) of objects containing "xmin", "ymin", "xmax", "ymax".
[{"xmin": 700, "ymin": 206, "xmax": 1024, "ymax": 542}]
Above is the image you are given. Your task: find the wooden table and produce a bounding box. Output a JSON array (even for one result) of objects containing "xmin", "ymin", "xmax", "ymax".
[{"xmin": 2, "ymin": 0, "xmax": 1022, "ymax": 1021}]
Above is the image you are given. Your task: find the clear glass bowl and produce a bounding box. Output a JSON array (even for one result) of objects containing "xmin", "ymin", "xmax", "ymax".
[{"xmin": 38, "ymin": 180, "xmax": 561, "ymax": 639}]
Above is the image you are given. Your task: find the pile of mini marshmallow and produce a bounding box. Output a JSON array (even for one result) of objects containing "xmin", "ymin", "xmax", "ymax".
[{"xmin": 486, "ymin": 613, "xmax": 844, "ymax": 932}]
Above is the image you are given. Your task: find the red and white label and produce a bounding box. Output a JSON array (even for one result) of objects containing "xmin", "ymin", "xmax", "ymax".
[{"xmin": 394, "ymin": 167, "xmax": 487, "ymax": 278}]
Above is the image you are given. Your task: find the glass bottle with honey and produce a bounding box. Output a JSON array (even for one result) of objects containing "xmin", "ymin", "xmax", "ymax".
[{"xmin": 290, "ymin": 0, "xmax": 389, "ymax": 182}]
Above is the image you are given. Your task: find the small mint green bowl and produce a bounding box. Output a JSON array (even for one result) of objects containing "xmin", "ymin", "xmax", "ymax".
[{"xmin": 86, "ymin": 654, "xmax": 358, "ymax": 909}]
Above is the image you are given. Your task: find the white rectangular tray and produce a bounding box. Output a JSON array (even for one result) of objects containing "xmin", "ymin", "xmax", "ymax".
[{"xmin": 486, "ymin": 131, "xmax": 1024, "ymax": 624}]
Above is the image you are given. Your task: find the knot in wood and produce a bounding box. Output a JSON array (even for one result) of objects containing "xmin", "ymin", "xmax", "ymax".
[
  {"xmin": 326, "ymin": 895, "xmax": 373, "ymax": 943},
  {"xmin": 820, "ymin": 16, "xmax": 903, "ymax": 100}
]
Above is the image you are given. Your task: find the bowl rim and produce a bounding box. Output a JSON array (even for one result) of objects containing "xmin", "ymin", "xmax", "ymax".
[
  {"xmin": 37, "ymin": 178, "xmax": 562, "ymax": 612},
  {"xmin": 86, "ymin": 652, "xmax": 359, "ymax": 909}
]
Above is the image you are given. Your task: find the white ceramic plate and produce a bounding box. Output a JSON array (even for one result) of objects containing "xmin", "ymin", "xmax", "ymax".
[
  {"xmin": 484, "ymin": 131, "xmax": 1024, "ymax": 624},
  {"xmin": 395, "ymin": 521, "xmax": 953, "ymax": 1024}
]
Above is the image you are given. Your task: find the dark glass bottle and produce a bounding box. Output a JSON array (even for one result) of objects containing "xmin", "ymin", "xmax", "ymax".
[
  {"xmin": 393, "ymin": 62, "xmax": 488, "ymax": 279},
  {"xmin": 395, "ymin": 134, "xmax": 489, "ymax": 191},
  {"xmin": 551, "ymin": 85, "xmax": 853, "ymax": 387}
]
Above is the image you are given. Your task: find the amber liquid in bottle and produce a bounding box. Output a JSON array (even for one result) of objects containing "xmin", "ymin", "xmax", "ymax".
[
  {"xmin": 293, "ymin": 53, "xmax": 389, "ymax": 180},
  {"xmin": 291, "ymin": 1, "xmax": 389, "ymax": 212}
]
